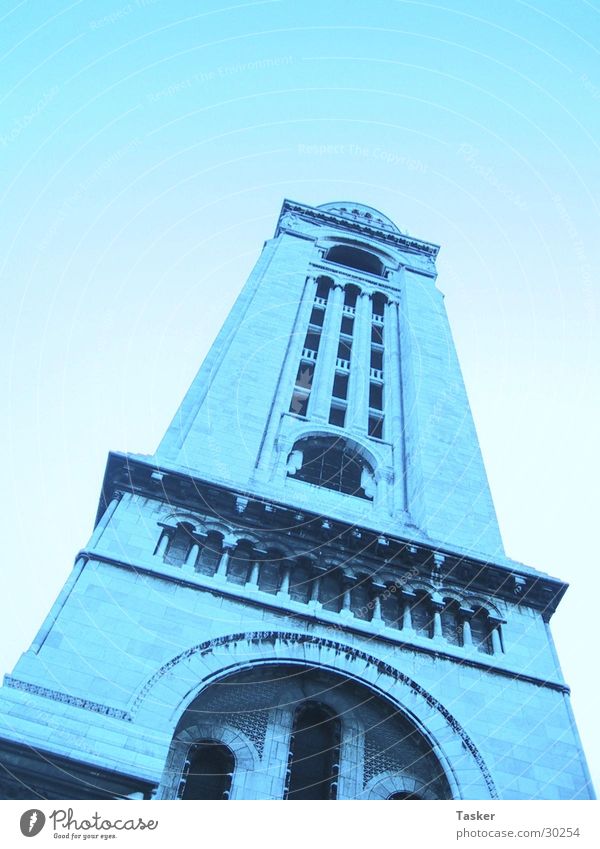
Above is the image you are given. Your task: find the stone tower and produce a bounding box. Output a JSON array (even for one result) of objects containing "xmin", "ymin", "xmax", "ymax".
[{"xmin": 0, "ymin": 200, "xmax": 594, "ymax": 800}]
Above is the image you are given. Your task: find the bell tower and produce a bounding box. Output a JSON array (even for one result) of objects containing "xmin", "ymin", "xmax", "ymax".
[{"xmin": 0, "ymin": 200, "xmax": 594, "ymax": 800}]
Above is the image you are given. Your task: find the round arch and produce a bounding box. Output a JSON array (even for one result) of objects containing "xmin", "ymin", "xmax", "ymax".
[{"xmin": 131, "ymin": 631, "xmax": 497, "ymax": 800}]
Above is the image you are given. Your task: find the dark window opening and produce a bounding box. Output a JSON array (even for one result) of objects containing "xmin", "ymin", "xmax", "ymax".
[
  {"xmin": 164, "ymin": 522, "xmax": 195, "ymax": 566},
  {"xmin": 368, "ymin": 414, "xmax": 384, "ymax": 440},
  {"xmin": 411, "ymin": 593, "xmax": 434, "ymax": 638},
  {"xmin": 304, "ymin": 331, "xmax": 321, "ymax": 353},
  {"xmin": 369, "ymin": 382, "xmax": 383, "ymax": 410},
  {"xmin": 287, "ymin": 703, "xmax": 341, "ymax": 800},
  {"xmin": 290, "ymin": 391, "xmax": 309, "ymax": 417},
  {"xmin": 289, "ymin": 436, "xmax": 373, "ymax": 499},
  {"xmin": 227, "ymin": 544, "xmax": 252, "ymax": 585},
  {"xmin": 257, "ymin": 557, "xmax": 280, "ymax": 594},
  {"xmin": 295, "ymin": 362, "xmax": 314, "ymax": 389},
  {"xmin": 180, "ymin": 742, "xmax": 234, "ymax": 800},
  {"xmin": 470, "ymin": 610, "xmax": 493, "ymax": 654},
  {"xmin": 372, "ymin": 292, "xmax": 387, "ymax": 318},
  {"xmin": 441, "ymin": 601, "xmax": 462, "ymax": 646},
  {"xmin": 196, "ymin": 532, "xmax": 222, "ymax": 577},
  {"xmin": 319, "ymin": 572, "xmax": 343, "ymax": 612},
  {"xmin": 332, "ymin": 372, "xmax": 349, "ymax": 400},
  {"xmin": 337, "ymin": 340, "xmax": 352, "ymax": 361},
  {"xmin": 309, "ymin": 306, "xmax": 324, "ymax": 327},
  {"xmin": 351, "ymin": 579, "xmax": 371, "ymax": 620},
  {"xmin": 371, "ymin": 324, "xmax": 384, "ymax": 345},
  {"xmin": 289, "ymin": 561, "xmax": 313, "ymax": 604},
  {"xmin": 343, "ymin": 285, "xmax": 360, "ymax": 308},
  {"xmin": 325, "ymin": 245, "xmax": 384, "ymax": 277},
  {"xmin": 381, "ymin": 588, "xmax": 401, "ymax": 628},
  {"xmin": 370, "ymin": 348, "xmax": 383, "ymax": 371},
  {"xmin": 316, "ymin": 277, "xmax": 333, "ymax": 300},
  {"xmin": 329, "ymin": 404, "xmax": 346, "ymax": 428},
  {"xmin": 340, "ymin": 315, "xmax": 354, "ymax": 336}
]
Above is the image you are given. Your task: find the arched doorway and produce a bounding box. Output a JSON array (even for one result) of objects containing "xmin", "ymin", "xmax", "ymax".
[
  {"xmin": 286, "ymin": 702, "xmax": 340, "ymax": 800},
  {"xmin": 180, "ymin": 741, "xmax": 234, "ymax": 800},
  {"xmin": 158, "ymin": 664, "xmax": 454, "ymax": 800}
]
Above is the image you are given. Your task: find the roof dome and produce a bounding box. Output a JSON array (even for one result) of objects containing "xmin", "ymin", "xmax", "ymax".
[{"xmin": 317, "ymin": 202, "xmax": 401, "ymax": 233}]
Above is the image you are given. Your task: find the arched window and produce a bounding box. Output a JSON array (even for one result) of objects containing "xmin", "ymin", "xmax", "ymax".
[
  {"xmin": 441, "ymin": 599, "xmax": 462, "ymax": 646},
  {"xmin": 180, "ymin": 742, "xmax": 234, "ymax": 800},
  {"xmin": 411, "ymin": 591, "xmax": 434, "ymax": 638},
  {"xmin": 287, "ymin": 436, "xmax": 375, "ymax": 500},
  {"xmin": 286, "ymin": 703, "xmax": 341, "ymax": 800},
  {"xmin": 315, "ymin": 276, "xmax": 334, "ymax": 301},
  {"xmin": 470, "ymin": 608, "xmax": 493, "ymax": 654},
  {"xmin": 289, "ymin": 558, "xmax": 314, "ymax": 604},
  {"xmin": 227, "ymin": 540, "xmax": 253, "ymax": 585},
  {"xmin": 325, "ymin": 245, "xmax": 384, "ymax": 276},
  {"xmin": 381, "ymin": 585, "xmax": 402, "ymax": 629},
  {"xmin": 195, "ymin": 531, "xmax": 223, "ymax": 577},
  {"xmin": 164, "ymin": 522, "xmax": 195, "ymax": 566},
  {"xmin": 257, "ymin": 548, "xmax": 284, "ymax": 594}
]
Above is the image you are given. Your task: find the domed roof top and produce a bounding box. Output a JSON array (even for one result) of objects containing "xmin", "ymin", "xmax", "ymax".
[{"xmin": 317, "ymin": 202, "xmax": 400, "ymax": 233}]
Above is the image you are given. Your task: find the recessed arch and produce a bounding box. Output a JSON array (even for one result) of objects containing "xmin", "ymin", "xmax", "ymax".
[
  {"xmin": 287, "ymin": 434, "xmax": 376, "ymax": 500},
  {"xmin": 325, "ymin": 244, "xmax": 384, "ymax": 276},
  {"xmin": 132, "ymin": 631, "xmax": 498, "ymax": 800}
]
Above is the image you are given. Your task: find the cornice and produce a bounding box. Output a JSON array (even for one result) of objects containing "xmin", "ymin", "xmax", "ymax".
[
  {"xmin": 277, "ymin": 199, "xmax": 440, "ymax": 258},
  {"xmin": 95, "ymin": 451, "xmax": 568, "ymax": 618}
]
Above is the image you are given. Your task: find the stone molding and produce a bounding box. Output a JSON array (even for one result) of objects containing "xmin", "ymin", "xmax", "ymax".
[{"xmin": 4, "ymin": 676, "xmax": 132, "ymax": 721}]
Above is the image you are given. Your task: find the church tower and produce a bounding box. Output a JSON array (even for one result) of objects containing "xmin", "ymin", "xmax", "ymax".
[{"xmin": 0, "ymin": 200, "xmax": 593, "ymax": 800}]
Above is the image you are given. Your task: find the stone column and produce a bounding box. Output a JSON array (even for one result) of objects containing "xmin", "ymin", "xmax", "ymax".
[
  {"xmin": 401, "ymin": 589, "xmax": 415, "ymax": 632},
  {"xmin": 215, "ymin": 539, "xmax": 236, "ymax": 580},
  {"xmin": 183, "ymin": 543, "xmax": 199, "ymax": 572},
  {"xmin": 460, "ymin": 607, "xmax": 474, "ymax": 647},
  {"xmin": 370, "ymin": 583, "xmax": 385, "ymax": 624},
  {"xmin": 309, "ymin": 283, "xmax": 345, "ymax": 421},
  {"xmin": 155, "ymin": 531, "xmax": 170, "ymax": 558},
  {"xmin": 340, "ymin": 576, "xmax": 354, "ymax": 616},
  {"xmin": 432, "ymin": 603, "xmax": 443, "ymax": 638},
  {"xmin": 278, "ymin": 563, "xmax": 291, "ymax": 597},
  {"xmin": 309, "ymin": 572, "xmax": 322, "ymax": 605},
  {"xmin": 346, "ymin": 290, "xmax": 372, "ymax": 434},
  {"xmin": 246, "ymin": 561, "xmax": 261, "ymax": 588},
  {"xmin": 489, "ymin": 616, "xmax": 504, "ymax": 654}
]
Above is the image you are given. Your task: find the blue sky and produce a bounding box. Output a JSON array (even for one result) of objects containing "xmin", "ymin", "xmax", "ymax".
[{"xmin": 1, "ymin": 0, "xmax": 599, "ymax": 793}]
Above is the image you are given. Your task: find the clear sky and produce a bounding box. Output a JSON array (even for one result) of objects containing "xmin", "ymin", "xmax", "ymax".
[{"xmin": 1, "ymin": 0, "xmax": 598, "ymax": 793}]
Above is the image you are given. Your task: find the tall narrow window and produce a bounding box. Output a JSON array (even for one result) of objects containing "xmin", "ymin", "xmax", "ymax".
[
  {"xmin": 164, "ymin": 522, "xmax": 195, "ymax": 566},
  {"xmin": 411, "ymin": 592, "xmax": 434, "ymax": 638},
  {"xmin": 470, "ymin": 609, "xmax": 493, "ymax": 654},
  {"xmin": 196, "ymin": 532, "xmax": 223, "ymax": 577},
  {"xmin": 368, "ymin": 413, "xmax": 384, "ymax": 440},
  {"xmin": 286, "ymin": 703, "xmax": 341, "ymax": 800},
  {"xmin": 289, "ymin": 277, "xmax": 332, "ymax": 415},
  {"xmin": 180, "ymin": 742, "xmax": 234, "ymax": 800},
  {"xmin": 441, "ymin": 600, "xmax": 462, "ymax": 646}
]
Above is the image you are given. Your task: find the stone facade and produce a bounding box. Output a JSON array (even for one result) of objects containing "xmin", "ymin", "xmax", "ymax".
[{"xmin": 0, "ymin": 200, "xmax": 594, "ymax": 800}]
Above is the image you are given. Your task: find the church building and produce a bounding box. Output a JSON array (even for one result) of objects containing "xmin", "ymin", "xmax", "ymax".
[{"xmin": 0, "ymin": 200, "xmax": 594, "ymax": 800}]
